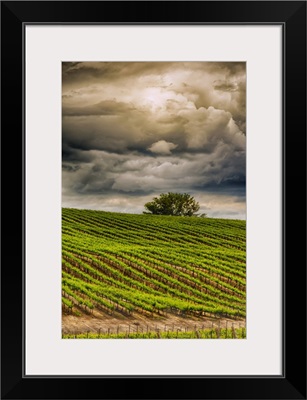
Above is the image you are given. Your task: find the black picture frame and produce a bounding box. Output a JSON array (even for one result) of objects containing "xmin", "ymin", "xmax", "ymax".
[{"xmin": 1, "ymin": 1, "xmax": 306, "ymax": 399}]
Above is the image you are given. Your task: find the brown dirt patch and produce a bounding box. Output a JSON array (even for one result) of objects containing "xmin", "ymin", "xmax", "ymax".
[{"xmin": 62, "ymin": 310, "xmax": 245, "ymax": 335}]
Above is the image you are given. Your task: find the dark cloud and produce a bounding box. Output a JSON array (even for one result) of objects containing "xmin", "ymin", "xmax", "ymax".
[
  {"xmin": 62, "ymin": 62, "xmax": 246, "ymax": 219},
  {"xmin": 63, "ymin": 100, "xmax": 134, "ymax": 117},
  {"xmin": 62, "ymin": 163, "xmax": 81, "ymax": 172},
  {"xmin": 62, "ymin": 62, "xmax": 174, "ymax": 89},
  {"xmin": 213, "ymin": 80, "xmax": 239, "ymax": 92},
  {"xmin": 62, "ymin": 144, "xmax": 96, "ymax": 163},
  {"xmin": 63, "ymin": 61, "xmax": 246, "ymax": 134}
]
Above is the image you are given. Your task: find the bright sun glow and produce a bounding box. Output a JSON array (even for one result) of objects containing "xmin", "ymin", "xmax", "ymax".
[{"xmin": 143, "ymin": 87, "xmax": 168, "ymax": 109}]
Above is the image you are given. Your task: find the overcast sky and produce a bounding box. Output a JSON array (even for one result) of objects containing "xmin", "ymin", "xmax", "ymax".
[{"xmin": 62, "ymin": 62, "xmax": 246, "ymax": 219}]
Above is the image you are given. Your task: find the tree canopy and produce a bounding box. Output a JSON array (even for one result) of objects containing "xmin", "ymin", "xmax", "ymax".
[{"xmin": 144, "ymin": 192, "xmax": 200, "ymax": 217}]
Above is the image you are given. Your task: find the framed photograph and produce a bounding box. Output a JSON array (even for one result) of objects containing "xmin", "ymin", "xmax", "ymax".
[{"xmin": 1, "ymin": 1, "xmax": 306, "ymax": 399}]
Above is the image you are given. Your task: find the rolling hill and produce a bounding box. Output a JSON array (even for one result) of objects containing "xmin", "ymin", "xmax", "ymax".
[{"xmin": 62, "ymin": 208, "xmax": 246, "ymax": 337}]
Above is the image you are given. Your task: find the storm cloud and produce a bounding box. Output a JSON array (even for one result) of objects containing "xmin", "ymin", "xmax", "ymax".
[{"xmin": 62, "ymin": 62, "xmax": 246, "ymax": 219}]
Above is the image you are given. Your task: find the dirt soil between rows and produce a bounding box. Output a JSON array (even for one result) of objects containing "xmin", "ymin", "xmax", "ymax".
[{"xmin": 62, "ymin": 310, "xmax": 245, "ymax": 335}]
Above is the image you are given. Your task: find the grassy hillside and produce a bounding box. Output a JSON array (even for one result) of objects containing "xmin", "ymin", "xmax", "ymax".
[{"xmin": 62, "ymin": 208, "xmax": 246, "ymax": 322}]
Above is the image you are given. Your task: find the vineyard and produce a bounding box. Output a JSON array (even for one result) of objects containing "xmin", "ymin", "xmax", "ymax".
[
  {"xmin": 63, "ymin": 325, "xmax": 246, "ymax": 339},
  {"xmin": 62, "ymin": 208, "xmax": 246, "ymax": 338}
]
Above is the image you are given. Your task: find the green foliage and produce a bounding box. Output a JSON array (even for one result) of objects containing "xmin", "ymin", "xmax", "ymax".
[
  {"xmin": 62, "ymin": 208, "xmax": 246, "ymax": 321},
  {"xmin": 199, "ymin": 213, "xmax": 207, "ymax": 218},
  {"xmin": 144, "ymin": 192, "xmax": 200, "ymax": 216},
  {"xmin": 62, "ymin": 327, "xmax": 246, "ymax": 339}
]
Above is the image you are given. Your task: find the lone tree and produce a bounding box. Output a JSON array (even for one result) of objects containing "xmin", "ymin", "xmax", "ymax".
[{"xmin": 144, "ymin": 192, "xmax": 200, "ymax": 217}]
